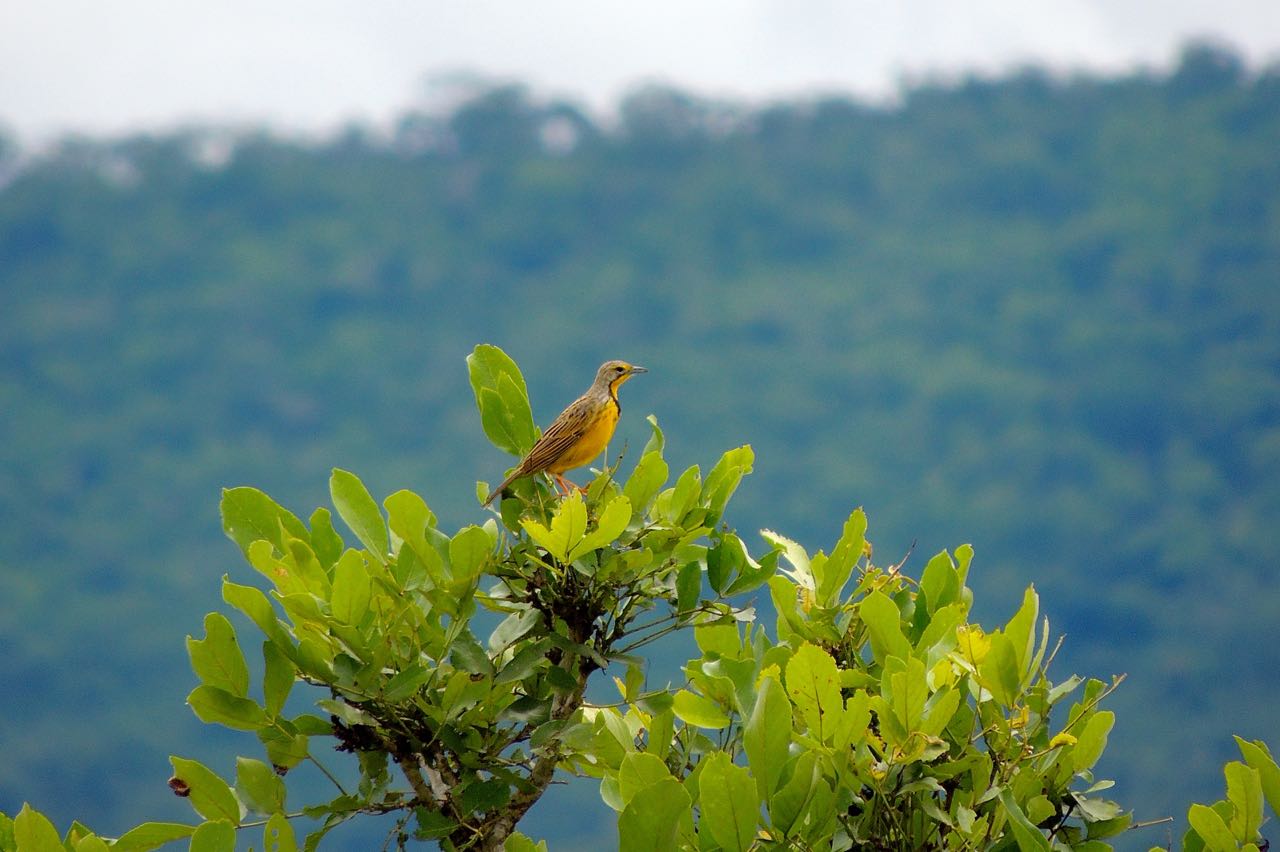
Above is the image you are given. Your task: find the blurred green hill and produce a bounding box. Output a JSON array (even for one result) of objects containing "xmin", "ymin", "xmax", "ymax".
[{"xmin": 1, "ymin": 41, "xmax": 1278, "ymax": 847}]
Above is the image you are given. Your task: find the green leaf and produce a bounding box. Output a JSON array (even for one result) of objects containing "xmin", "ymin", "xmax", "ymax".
[
  {"xmin": 459, "ymin": 778, "xmax": 512, "ymax": 816},
  {"xmin": 1072, "ymin": 710, "xmax": 1115, "ymax": 772},
  {"xmin": 13, "ymin": 805, "xmax": 62, "ymax": 852},
  {"xmin": 221, "ymin": 579, "xmax": 291, "ymax": 652},
  {"xmin": 521, "ymin": 491, "xmax": 587, "ymax": 562},
  {"xmin": 672, "ymin": 690, "xmax": 730, "ymax": 729},
  {"xmin": 186, "ymin": 613, "xmax": 250, "ymax": 697},
  {"xmin": 1225, "ymin": 761, "xmax": 1263, "ymax": 842},
  {"xmin": 645, "ymin": 708, "xmax": 675, "ymax": 760},
  {"xmin": 262, "ymin": 640, "xmax": 295, "ymax": 719},
  {"xmin": 698, "ymin": 752, "xmax": 758, "ymax": 852},
  {"xmin": 169, "ymin": 756, "xmax": 242, "ymax": 824},
  {"xmin": 743, "ymin": 672, "xmax": 792, "ymax": 800},
  {"xmin": 450, "ymin": 524, "xmax": 494, "ymax": 581},
  {"xmin": 220, "ymin": 487, "xmax": 309, "ymax": 557},
  {"xmin": 769, "ymin": 751, "xmax": 818, "ymax": 836},
  {"xmin": 503, "ymin": 833, "xmax": 547, "ymax": 852},
  {"xmin": 702, "ymin": 445, "xmax": 753, "ymax": 523},
  {"xmin": 706, "ymin": 534, "xmax": 741, "ymax": 595},
  {"xmin": 919, "ymin": 550, "xmax": 960, "ymax": 614},
  {"xmin": 998, "ymin": 789, "xmax": 1052, "ymax": 851},
  {"xmin": 834, "ymin": 690, "xmax": 871, "ymax": 752},
  {"xmin": 818, "ymin": 508, "xmax": 866, "ymax": 605},
  {"xmin": 1235, "ymin": 736, "xmax": 1280, "ymax": 819},
  {"xmin": 187, "ymin": 685, "xmax": 270, "ymax": 731},
  {"xmin": 329, "ymin": 550, "xmax": 371, "ymax": 625},
  {"xmin": 264, "ymin": 813, "xmax": 299, "ymax": 852},
  {"xmin": 979, "ymin": 632, "xmax": 1021, "ymax": 708},
  {"xmin": 383, "ymin": 489, "xmax": 436, "ymax": 558},
  {"xmin": 236, "ymin": 757, "xmax": 285, "ymax": 815},
  {"xmin": 657, "ymin": 464, "xmax": 701, "ymax": 524},
  {"xmin": 921, "ymin": 686, "xmax": 961, "ymax": 737},
  {"xmin": 860, "ymin": 591, "xmax": 913, "ymax": 664},
  {"xmin": 695, "ymin": 621, "xmax": 740, "ymax": 659},
  {"xmin": 762, "ymin": 530, "xmax": 813, "ymax": 593},
  {"xmin": 307, "ymin": 507, "xmax": 343, "ymax": 570},
  {"xmin": 1005, "ymin": 585, "xmax": 1039, "ymax": 676},
  {"xmin": 495, "ymin": 639, "xmax": 551, "ymax": 684},
  {"xmin": 383, "ymin": 664, "xmax": 433, "ymax": 702},
  {"xmin": 189, "ymin": 820, "xmax": 235, "ymax": 852},
  {"xmin": 467, "ymin": 344, "xmax": 537, "ymax": 455},
  {"xmin": 887, "ymin": 655, "xmax": 929, "ymax": 737},
  {"xmin": 618, "ymin": 779, "xmax": 691, "ymax": 852},
  {"xmin": 619, "ymin": 752, "xmax": 676, "ymax": 805},
  {"xmin": 413, "ymin": 809, "xmax": 459, "ymax": 841},
  {"xmin": 75, "ymin": 835, "xmax": 111, "ymax": 852},
  {"xmin": 624, "ymin": 452, "xmax": 669, "ymax": 516},
  {"xmin": 676, "ymin": 561, "xmax": 701, "ymax": 614},
  {"xmin": 641, "ymin": 414, "xmax": 665, "ymax": 458},
  {"xmin": 258, "ymin": 726, "xmax": 308, "ymax": 770},
  {"xmin": 568, "ymin": 496, "xmax": 632, "ymax": 560},
  {"xmin": 785, "ymin": 643, "xmax": 843, "ymax": 742},
  {"xmin": 451, "ymin": 631, "xmax": 496, "ymax": 677},
  {"xmin": 489, "ymin": 608, "xmax": 542, "ymax": 651},
  {"xmin": 329, "ymin": 468, "xmax": 389, "ymax": 559},
  {"xmin": 112, "ymin": 822, "xmax": 197, "ymax": 852},
  {"xmin": 1188, "ymin": 803, "xmax": 1238, "ymax": 852}
]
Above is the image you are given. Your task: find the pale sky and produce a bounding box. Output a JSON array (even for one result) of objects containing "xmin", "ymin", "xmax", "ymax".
[{"xmin": 2, "ymin": 0, "xmax": 1278, "ymax": 143}]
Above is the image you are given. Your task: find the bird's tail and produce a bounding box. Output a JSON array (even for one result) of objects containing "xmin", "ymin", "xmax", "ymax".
[{"xmin": 483, "ymin": 470, "xmax": 522, "ymax": 507}]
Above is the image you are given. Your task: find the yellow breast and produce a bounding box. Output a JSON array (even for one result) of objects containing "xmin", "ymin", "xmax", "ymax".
[{"xmin": 548, "ymin": 402, "xmax": 619, "ymax": 473}]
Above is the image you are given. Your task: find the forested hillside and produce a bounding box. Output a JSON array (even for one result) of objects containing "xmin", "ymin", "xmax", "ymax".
[{"xmin": 1, "ymin": 42, "xmax": 1277, "ymax": 846}]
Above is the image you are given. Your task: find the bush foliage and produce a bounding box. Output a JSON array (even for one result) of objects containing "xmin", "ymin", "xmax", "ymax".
[{"xmin": 2, "ymin": 346, "xmax": 1276, "ymax": 851}]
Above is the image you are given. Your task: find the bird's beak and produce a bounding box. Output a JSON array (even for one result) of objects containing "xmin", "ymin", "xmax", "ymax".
[{"xmin": 629, "ymin": 365, "xmax": 648, "ymax": 375}]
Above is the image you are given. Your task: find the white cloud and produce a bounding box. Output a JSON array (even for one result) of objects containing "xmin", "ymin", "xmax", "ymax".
[{"xmin": 1, "ymin": 0, "xmax": 1277, "ymax": 143}]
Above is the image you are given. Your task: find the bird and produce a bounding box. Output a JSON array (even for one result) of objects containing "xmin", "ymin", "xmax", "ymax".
[{"xmin": 483, "ymin": 360, "xmax": 647, "ymax": 506}]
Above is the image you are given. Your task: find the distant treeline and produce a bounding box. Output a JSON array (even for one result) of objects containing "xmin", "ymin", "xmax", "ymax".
[{"xmin": 0, "ymin": 41, "xmax": 1277, "ymax": 843}]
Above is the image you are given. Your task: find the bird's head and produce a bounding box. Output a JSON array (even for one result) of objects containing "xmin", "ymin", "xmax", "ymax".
[{"xmin": 595, "ymin": 360, "xmax": 647, "ymax": 392}]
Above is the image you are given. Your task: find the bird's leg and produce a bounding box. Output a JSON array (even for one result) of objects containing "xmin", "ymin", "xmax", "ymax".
[{"xmin": 552, "ymin": 473, "xmax": 581, "ymax": 495}]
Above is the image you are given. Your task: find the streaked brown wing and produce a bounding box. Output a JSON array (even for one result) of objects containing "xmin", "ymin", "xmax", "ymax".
[{"xmin": 517, "ymin": 396, "xmax": 594, "ymax": 474}]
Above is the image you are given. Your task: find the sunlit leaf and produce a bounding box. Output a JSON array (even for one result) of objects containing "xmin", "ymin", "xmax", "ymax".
[
  {"xmin": 1072, "ymin": 710, "xmax": 1115, "ymax": 772},
  {"xmin": 330, "ymin": 549, "xmax": 371, "ymax": 625},
  {"xmin": 112, "ymin": 822, "xmax": 197, "ymax": 852},
  {"xmin": 743, "ymin": 671, "xmax": 791, "ymax": 800},
  {"xmin": 568, "ymin": 496, "xmax": 632, "ymax": 560},
  {"xmin": 236, "ymin": 757, "xmax": 285, "ymax": 815},
  {"xmin": 521, "ymin": 491, "xmax": 587, "ymax": 562},
  {"xmin": 785, "ymin": 643, "xmax": 842, "ymax": 743},
  {"xmin": 618, "ymin": 752, "xmax": 675, "ymax": 806},
  {"xmin": 860, "ymin": 591, "xmax": 913, "ymax": 664},
  {"xmin": 169, "ymin": 756, "xmax": 242, "ymax": 824},
  {"xmin": 186, "ymin": 613, "xmax": 249, "ymax": 697},
  {"xmin": 220, "ymin": 487, "xmax": 309, "ymax": 557},
  {"xmin": 13, "ymin": 805, "xmax": 62, "ymax": 852},
  {"xmin": 467, "ymin": 344, "xmax": 537, "ymax": 455},
  {"xmin": 186, "ymin": 685, "xmax": 269, "ymax": 731},
  {"xmin": 623, "ymin": 452, "xmax": 668, "ymax": 516},
  {"xmin": 702, "ymin": 445, "xmax": 753, "ymax": 524},
  {"xmin": 1188, "ymin": 803, "xmax": 1237, "ymax": 852},
  {"xmin": 1225, "ymin": 761, "xmax": 1263, "ymax": 842},
  {"xmin": 1235, "ymin": 736, "xmax": 1280, "ymax": 819},
  {"xmin": 618, "ymin": 778, "xmax": 691, "ymax": 852},
  {"xmin": 998, "ymin": 789, "xmax": 1051, "ymax": 851},
  {"xmin": 263, "ymin": 813, "xmax": 298, "ymax": 852},
  {"xmin": 450, "ymin": 524, "xmax": 494, "ymax": 581},
  {"xmin": 329, "ymin": 468, "xmax": 389, "ymax": 559},
  {"xmin": 698, "ymin": 752, "xmax": 757, "ymax": 852},
  {"xmin": 188, "ymin": 820, "xmax": 235, "ymax": 852},
  {"xmin": 672, "ymin": 690, "xmax": 730, "ymax": 729}
]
